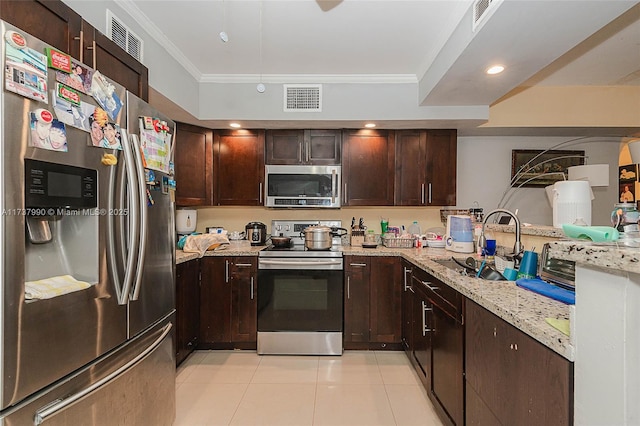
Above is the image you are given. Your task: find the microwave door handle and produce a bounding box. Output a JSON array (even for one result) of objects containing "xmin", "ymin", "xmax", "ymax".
[
  {"xmin": 129, "ymin": 133, "xmax": 148, "ymax": 301},
  {"xmin": 331, "ymin": 169, "xmax": 337, "ymax": 204},
  {"xmin": 118, "ymin": 130, "xmax": 140, "ymax": 305}
]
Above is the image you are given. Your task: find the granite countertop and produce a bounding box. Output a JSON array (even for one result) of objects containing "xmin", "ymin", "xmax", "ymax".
[
  {"xmin": 547, "ymin": 239, "xmax": 640, "ymax": 274},
  {"xmin": 485, "ymin": 223, "xmax": 565, "ymax": 238},
  {"xmin": 177, "ymin": 243, "xmax": 573, "ymax": 361}
]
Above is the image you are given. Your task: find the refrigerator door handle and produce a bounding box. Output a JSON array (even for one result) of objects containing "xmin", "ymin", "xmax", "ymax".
[
  {"xmin": 111, "ymin": 129, "xmax": 140, "ymax": 305},
  {"xmin": 33, "ymin": 323, "xmax": 173, "ymax": 426},
  {"xmin": 128, "ymin": 133, "xmax": 148, "ymax": 301},
  {"xmin": 106, "ymin": 163, "xmax": 128, "ymax": 304}
]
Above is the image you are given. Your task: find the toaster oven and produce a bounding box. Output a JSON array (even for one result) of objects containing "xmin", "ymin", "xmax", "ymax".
[{"xmin": 539, "ymin": 243, "xmax": 575, "ymax": 290}]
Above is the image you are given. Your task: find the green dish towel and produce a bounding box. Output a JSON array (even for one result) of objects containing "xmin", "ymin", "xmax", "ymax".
[
  {"xmin": 545, "ymin": 318, "xmax": 570, "ymax": 336},
  {"xmin": 561, "ymin": 224, "xmax": 619, "ymax": 242}
]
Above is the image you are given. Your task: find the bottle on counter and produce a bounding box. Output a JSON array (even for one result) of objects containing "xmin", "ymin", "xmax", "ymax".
[{"xmin": 408, "ymin": 221, "xmax": 421, "ymax": 236}]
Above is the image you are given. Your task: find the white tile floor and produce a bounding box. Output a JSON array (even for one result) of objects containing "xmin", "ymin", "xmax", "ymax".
[{"xmin": 175, "ymin": 350, "xmax": 444, "ymax": 426}]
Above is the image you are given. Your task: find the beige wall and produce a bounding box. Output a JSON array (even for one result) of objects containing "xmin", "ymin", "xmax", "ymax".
[
  {"xmin": 486, "ymin": 86, "xmax": 640, "ymax": 128},
  {"xmin": 190, "ymin": 206, "xmax": 446, "ymax": 236}
]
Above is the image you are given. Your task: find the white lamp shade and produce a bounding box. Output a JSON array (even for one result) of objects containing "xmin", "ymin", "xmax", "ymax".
[
  {"xmin": 567, "ymin": 164, "xmax": 610, "ymax": 187},
  {"xmin": 629, "ymin": 140, "xmax": 640, "ymax": 164}
]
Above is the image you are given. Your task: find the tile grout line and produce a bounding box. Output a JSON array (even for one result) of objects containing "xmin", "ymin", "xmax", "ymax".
[{"xmin": 227, "ymin": 352, "xmax": 264, "ymax": 426}]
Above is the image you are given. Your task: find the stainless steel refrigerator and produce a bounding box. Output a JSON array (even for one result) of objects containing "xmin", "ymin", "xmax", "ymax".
[{"xmin": 0, "ymin": 21, "xmax": 176, "ymax": 424}]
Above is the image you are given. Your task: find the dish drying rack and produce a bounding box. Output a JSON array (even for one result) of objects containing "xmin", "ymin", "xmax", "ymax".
[{"xmin": 382, "ymin": 235, "xmax": 415, "ymax": 248}]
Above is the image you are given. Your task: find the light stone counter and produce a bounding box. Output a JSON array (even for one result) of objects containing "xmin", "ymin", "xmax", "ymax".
[
  {"xmin": 176, "ymin": 245, "xmax": 266, "ymax": 264},
  {"xmin": 547, "ymin": 239, "xmax": 640, "ymax": 274},
  {"xmin": 177, "ymin": 243, "xmax": 572, "ymax": 360}
]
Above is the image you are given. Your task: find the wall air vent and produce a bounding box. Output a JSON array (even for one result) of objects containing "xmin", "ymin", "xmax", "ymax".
[
  {"xmin": 107, "ymin": 10, "xmax": 143, "ymax": 61},
  {"xmin": 472, "ymin": 0, "xmax": 499, "ymax": 31},
  {"xmin": 283, "ymin": 84, "xmax": 322, "ymax": 112}
]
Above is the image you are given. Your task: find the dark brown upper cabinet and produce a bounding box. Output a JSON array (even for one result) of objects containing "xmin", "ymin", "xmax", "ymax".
[
  {"xmin": 341, "ymin": 129, "xmax": 395, "ymax": 206},
  {"xmin": 214, "ymin": 129, "xmax": 265, "ymax": 206},
  {"xmin": 175, "ymin": 123, "xmax": 213, "ymax": 206},
  {"xmin": 0, "ymin": 0, "xmax": 148, "ymax": 100},
  {"xmin": 395, "ymin": 129, "xmax": 457, "ymax": 206},
  {"xmin": 266, "ymin": 129, "xmax": 341, "ymax": 165}
]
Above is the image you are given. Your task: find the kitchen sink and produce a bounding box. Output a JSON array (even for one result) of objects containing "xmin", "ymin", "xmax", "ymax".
[
  {"xmin": 432, "ymin": 257, "xmax": 507, "ymax": 280},
  {"xmin": 432, "ymin": 258, "xmax": 473, "ymax": 274}
]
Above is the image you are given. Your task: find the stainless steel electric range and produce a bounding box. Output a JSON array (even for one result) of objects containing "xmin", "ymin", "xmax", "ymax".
[{"xmin": 257, "ymin": 220, "xmax": 344, "ymax": 355}]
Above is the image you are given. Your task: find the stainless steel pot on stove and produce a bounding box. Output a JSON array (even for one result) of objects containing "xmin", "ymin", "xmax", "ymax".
[{"xmin": 302, "ymin": 225, "xmax": 348, "ymax": 250}]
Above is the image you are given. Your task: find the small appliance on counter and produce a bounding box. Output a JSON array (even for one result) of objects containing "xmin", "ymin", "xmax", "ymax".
[
  {"xmin": 245, "ymin": 221, "xmax": 267, "ymax": 246},
  {"xmin": 444, "ymin": 215, "xmax": 475, "ymax": 253},
  {"xmin": 176, "ymin": 208, "xmax": 197, "ymax": 237}
]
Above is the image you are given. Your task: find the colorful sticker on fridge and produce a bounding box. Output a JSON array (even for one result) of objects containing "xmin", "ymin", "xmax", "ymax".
[
  {"xmin": 138, "ymin": 117, "xmax": 173, "ymax": 173},
  {"xmin": 90, "ymin": 71, "xmax": 122, "ymax": 121},
  {"xmin": 45, "ymin": 48, "xmax": 71, "ymax": 73},
  {"xmin": 29, "ymin": 108, "xmax": 68, "ymax": 152},
  {"xmin": 52, "ymin": 88, "xmax": 96, "ymax": 132},
  {"xmin": 55, "ymin": 61, "xmax": 93, "ymax": 94},
  {"xmin": 87, "ymin": 110, "xmax": 123, "ymax": 151},
  {"xmin": 56, "ymin": 83, "xmax": 80, "ymax": 106},
  {"xmin": 4, "ymin": 31, "xmax": 48, "ymax": 103}
]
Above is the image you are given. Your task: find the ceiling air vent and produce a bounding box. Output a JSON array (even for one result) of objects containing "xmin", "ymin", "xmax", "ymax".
[
  {"xmin": 283, "ymin": 84, "xmax": 322, "ymax": 112},
  {"xmin": 107, "ymin": 10, "xmax": 143, "ymax": 62},
  {"xmin": 472, "ymin": 0, "xmax": 498, "ymax": 31}
]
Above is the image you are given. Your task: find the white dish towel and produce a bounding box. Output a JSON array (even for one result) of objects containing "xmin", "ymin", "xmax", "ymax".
[{"xmin": 25, "ymin": 275, "xmax": 91, "ymax": 300}]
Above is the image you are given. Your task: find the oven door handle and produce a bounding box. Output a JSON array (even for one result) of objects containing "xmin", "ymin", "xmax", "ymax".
[{"xmin": 259, "ymin": 259, "xmax": 343, "ymax": 266}]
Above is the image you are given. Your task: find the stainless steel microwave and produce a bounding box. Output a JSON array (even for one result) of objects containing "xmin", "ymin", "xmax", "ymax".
[{"xmin": 265, "ymin": 165, "xmax": 341, "ymax": 208}]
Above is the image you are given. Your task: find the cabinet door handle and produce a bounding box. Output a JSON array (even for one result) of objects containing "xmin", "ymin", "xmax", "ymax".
[
  {"xmin": 428, "ymin": 183, "xmax": 432, "ymax": 204},
  {"xmin": 225, "ymin": 260, "xmax": 229, "ymax": 283},
  {"xmin": 349, "ymin": 263, "xmax": 367, "ymax": 267},
  {"xmin": 421, "ymin": 184, "xmax": 425, "ymax": 204},
  {"xmin": 250, "ymin": 277, "xmax": 254, "ymax": 300},
  {"xmin": 422, "ymin": 280, "xmax": 439, "ymax": 291},
  {"xmin": 259, "ymin": 182, "xmax": 263, "ymax": 204},
  {"xmin": 421, "ymin": 301, "xmax": 433, "ymax": 336},
  {"xmin": 299, "ymin": 143, "xmax": 303, "ymax": 163},
  {"xmin": 74, "ymin": 31, "xmax": 84, "ymax": 63},
  {"xmin": 86, "ymin": 40, "xmax": 96, "ymax": 67},
  {"xmin": 347, "ymin": 276, "xmax": 350, "ymax": 299},
  {"xmin": 235, "ymin": 263, "xmax": 253, "ymax": 267},
  {"xmin": 305, "ymin": 141, "xmax": 310, "ymax": 163},
  {"xmin": 403, "ymin": 267, "xmax": 413, "ymax": 291},
  {"xmin": 343, "ymin": 183, "xmax": 347, "ymax": 204}
]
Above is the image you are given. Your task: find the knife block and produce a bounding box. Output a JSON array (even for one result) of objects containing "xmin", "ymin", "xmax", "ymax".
[{"xmin": 350, "ymin": 230, "xmax": 365, "ymax": 246}]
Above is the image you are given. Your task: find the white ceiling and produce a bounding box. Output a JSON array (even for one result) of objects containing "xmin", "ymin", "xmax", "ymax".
[{"xmin": 111, "ymin": 0, "xmax": 640, "ymax": 130}]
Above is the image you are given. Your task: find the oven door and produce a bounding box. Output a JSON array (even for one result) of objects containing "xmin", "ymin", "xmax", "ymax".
[{"xmin": 257, "ymin": 257, "xmax": 343, "ymax": 355}]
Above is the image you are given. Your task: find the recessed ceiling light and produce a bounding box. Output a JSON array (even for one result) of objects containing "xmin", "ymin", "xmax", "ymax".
[
  {"xmin": 219, "ymin": 31, "xmax": 229, "ymax": 43},
  {"xmin": 486, "ymin": 65, "xmax": 505, "ymax": 75},
  {"xmin": 229, "ymin": 122, "xmax": 241, "ymax": 128},
  {"xmin": 364, "ymin": 123, "xmax": 376, "ymax": 128}
]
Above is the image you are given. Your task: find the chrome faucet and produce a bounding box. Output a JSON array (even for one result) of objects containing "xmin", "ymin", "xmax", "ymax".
[{"xmin": 479, "ymin": 208, "xmax": 524, "ymax": 263}]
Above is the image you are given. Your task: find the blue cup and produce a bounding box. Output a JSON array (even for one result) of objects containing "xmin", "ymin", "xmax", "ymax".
[
  {"xmin": 483, "ymin": 239, "xmax": 497, "ymax": 257},
  {"xmin": 503, "ymin": 268, "xmax": 518, "ymax": 281},
  {"xmin": 517, "ymin": 250, "xmax": 538, "ymax": 279}
]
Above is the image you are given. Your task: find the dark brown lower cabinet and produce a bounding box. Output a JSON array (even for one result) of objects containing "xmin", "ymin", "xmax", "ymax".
[
  {"xmin": 176, "ymin": 259, "xmax": 200, "ymax": 366},
  {"xmin": 465, "ymin": 299, "xmax": 574, "ymax": 426},
  {"xmin": 402, "ymin": 263, "xmax": 463, "ymax": 426},
  {"xmin": 199, "ymin": 257, "xmax": 257, "ymax": 350},
  {"xmin": 344, "ymin": 256, "xmax": 402, "ymax": 350}
]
